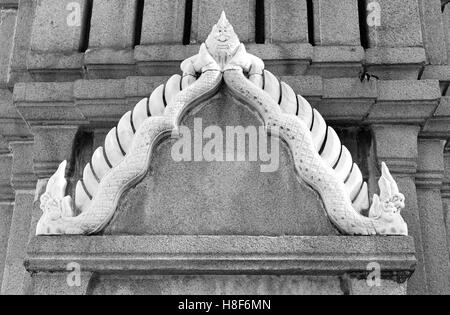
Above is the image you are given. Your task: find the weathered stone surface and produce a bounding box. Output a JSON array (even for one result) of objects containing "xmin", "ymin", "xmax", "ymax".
[
  {"xmin": 365, "ymin": 0, "xmax": 423, "ymax": 48},
  {"xmin": 107, "ymin": 93, "xmax": 337, "ymax": 236},
  {"xmin": 368, "ymin": 80, "xmax": 440, "ymax": 124},
  {"xmin": 0, "ymin": 8, "xmax": 16, "ymax": 85},
  {"xmin": 193, "ymin": 0, "xmax": 255, "ymax": 43},
  {"xmin": 0, "ymin": 202, "xmax": 13, "ymax": 288},
  {"xmin": 418, "ymin": 0, "xmax": 447, "ymax": 64},
  {"xmin": 265, "ymin": 0, "xmax": 308, "ymax": 43},
  {"xmin": 416, "ymin": 139, "xmax": 450, "ymax": 295},
  {"xmin": 1, "ymin": 192, "xmax": 34, "ymax": 295},
  {"xmin": 141, "ymin": 0, "xmax": 185, "ymax": 44},
  {"xmin": 313, "ymin": 0, "xmax": 360, "ymax": 46},
  {"xmin": 31, "ymin": 126, "xmax": 79, "ymax": 179},
  {"xmin": 88, "ymin": 275, "xmax": 343, "ymax": 295},
  {"xmin": 30, "ymin": 0, "xmax": 86, "ymax": 52},
  {"xmin": 371, "ymin": 125, "xmax": 426, "ymax": 295},
  {"xmin": 349, "ymin": 278, "xmax": 407, "ymax": 295},
  {"xmin": 89, "ymin": 0, "xmax": 137, "ymax": 49},
  {"xmin": 7, "ymin": 0, "xmax": 36, "ymax": 85}
]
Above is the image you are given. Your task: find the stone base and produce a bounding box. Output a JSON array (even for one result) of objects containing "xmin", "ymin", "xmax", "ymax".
[{"xmin": 26, "ymin": 236, "xmax": 416, "ymax": 295}]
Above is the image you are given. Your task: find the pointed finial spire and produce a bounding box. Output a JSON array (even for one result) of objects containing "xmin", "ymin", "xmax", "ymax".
[{"xmin": 218, "ymin": 11, "xmax": 228, "ymax": 27}]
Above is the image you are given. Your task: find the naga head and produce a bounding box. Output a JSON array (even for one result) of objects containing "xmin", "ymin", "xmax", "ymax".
[
  {"xmin": 205, "ymin": 12, "xmax": 241, "ymax": 68},
  {"xmin": 369, "ymin": 163, "xmax": 408, "ymax": 235}
]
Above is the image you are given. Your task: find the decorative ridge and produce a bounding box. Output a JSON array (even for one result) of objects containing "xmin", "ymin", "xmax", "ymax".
[{"xmin": 36, "ymin": 13, "xmax": 408, "ymax": 236}]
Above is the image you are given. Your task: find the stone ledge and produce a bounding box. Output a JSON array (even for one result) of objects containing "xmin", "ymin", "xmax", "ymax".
[{"xmin": 26, "ymin": 236, "xmax": 416, "ymax": 277}]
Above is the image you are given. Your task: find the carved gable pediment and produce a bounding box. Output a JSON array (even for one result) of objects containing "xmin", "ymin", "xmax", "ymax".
[{"xmin": 37, "ymin": 13, "xmax": 408, "ymax": 237}]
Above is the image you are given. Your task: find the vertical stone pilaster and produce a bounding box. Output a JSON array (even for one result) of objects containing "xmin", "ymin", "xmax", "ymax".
[
  {"xmin": 418, "ymin": 0, "xmax": 447, "ymax": 65},
  {"xmin": 1, "ymin": 140, "xmax": 36, "ymax": 295},
  {"xmin": 364, "ymin": 0, "xmax": 426, "ymax": 79},
  {"xmin": 7, "ymin": 0, "xmax": 36, "ymax": 85},
  {"xmin": 371, "ymin": 124, "xmax": 427, "ymax": 295},
  {"xmin": 443, "ymin": 144, "xmax": 450, "ymax": 259},
  {"xmin": 265, "ymin": 0, "xmax": 308, "ymax": 43},
  {"xmin": 312, "ymin": 0, "xmax": 360, "ymax": 46},
  {"xmin": 85, "ymin": 0, "xmax": 138, "ymax": 78},
  {"xmin": 89, "ymin": 0, "xmax": 137, "ymax": 50},
  {"xmin": 28, "ymin": 0, "xmax": 87, "ymax": 80},
  {"xmin": 416, "ymin": 139, "xmax": 450, "ymax": 295},
  {"xmin": 0, "ymin": 139, "xmax": 13, "ymax": 288},
  {"xmin": 141, "ymin": 0, "xmax": 186, "ymax": 45},
  {"xmin": 0, "ymin": 6, "xmax": 17, "ymax": 86},
  {"xmin": 309, "ymin": 0, "xmax": 363, "ymax": 78}
]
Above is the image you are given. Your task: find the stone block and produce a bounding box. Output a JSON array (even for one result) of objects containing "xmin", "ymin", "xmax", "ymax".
[
  {"xmin": 30, "ymin": 0, "xmax": 86, "ymax": 53},
  {"xmin": 368, "ymin": 80, "xmax": 440, "ymax": 124},
  {"xmin": 364, "ymin": 0, "xmax": 423, "ymax": 48},
  {"xmin": 0, "ymin": 8, "xmax": 16, "ymax": 85},
  {"xmin": 89, "ymin": 0, "xmax": 138, "ymax": 49},
  {"xmin": 313, "ymin": 0, "xmax": 360, "ymax": 46},
  {"xmin": 74, "ymin": 79, "xmax": 129, "ymax": 123},
  {"xmin": 418, "ymin": 0, "xmax": 447, "ymax": 64},
  {"xmin": 192, "ymin": 0, "xmax": 256, "ymax": 43},
  {"xmin": 371, "ymin": 125, "xmax": 420, "ymax": 170},
  {"xmin": 140, "ymin": 0, "xmax": 186, "ymax": 44},
  {"xmin": 31, "ymin": 126, "xmax": 79, "ymax": 179},
  {"xmin": 265, "ymin": 0, "xmax": 308, "ymax": 43},
  {"xmin": 7, "ymin": 0, "xmax": 36, "ymax": 85}
]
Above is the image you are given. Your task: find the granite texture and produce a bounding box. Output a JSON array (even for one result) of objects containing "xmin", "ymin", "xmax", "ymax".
[
  {"xmin": 265, "ymin": 0, "xmax": 308, "ymax": 43},
  {"xmin": 105, "ymin": 93, "xmax": 337, "ymax": 236},
  {"xmin": 89, "ymin": 0, "xmax": 137, "ymax": 49},
  {"xmin": 30, "ymin": 0, "xmax": 86, "ymax": 53},
  {"xmin": 0, "ymin": 8, "xmax": 16, "ymax": 85},
  {"xmin": 365, "ymin": 0, "xmax": 423, "ymax": 48},
  {"xmin": 313, "ymin": 0, "xmax": 360, "ymax": 46},
  {"xmin": 141, "ymin": 0, "xmax": 186, "ymax": 44}
]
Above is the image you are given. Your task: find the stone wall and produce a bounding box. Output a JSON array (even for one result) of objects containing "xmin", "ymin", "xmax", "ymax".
[{"xmin": 0, "ymin": 0, "xmax": 449, "ymax": 295}]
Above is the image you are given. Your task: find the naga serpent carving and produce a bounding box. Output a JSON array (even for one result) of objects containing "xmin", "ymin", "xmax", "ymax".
[{"xmin": 37, "ymin": 13, "xmax": 408, "ymax": 236}]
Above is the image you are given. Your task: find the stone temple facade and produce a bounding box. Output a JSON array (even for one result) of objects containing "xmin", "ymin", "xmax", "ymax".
[{"xmin": 0, "ymin": 0, "xmax": 449, "ymax": 296}]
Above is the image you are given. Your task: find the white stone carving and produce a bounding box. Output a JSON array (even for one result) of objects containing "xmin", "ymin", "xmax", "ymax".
[{"xmin": 36, "ymin": 13, "xmax": 407, "ymax": 236}]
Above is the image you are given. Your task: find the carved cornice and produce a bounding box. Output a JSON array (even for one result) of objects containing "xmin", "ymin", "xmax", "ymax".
[{"xmin": 26, "ymin": 236, "xmax": 417, "ymax": 277}]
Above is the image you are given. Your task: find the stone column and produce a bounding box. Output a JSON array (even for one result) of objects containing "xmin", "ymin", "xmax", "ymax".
[
  {"xmin": 1, "ymin": 140, "xmax": 36, "ymax": 295},
  {"xmin": 416, "ymin": 139, "xmax": 450, "ymax": 295},
  {"xmin": 85, "ymin": 0, "xmax": 138, "ymax": 79},
  {"xmin": 28, "ymin": 0, "xmax": 87, "ymax": 80},
  {"xmin": 443, "ymin": 144, "xmax": 450, "ymax": 258},
  {"xmin": 371, "ymin": 124, "xmax": 427, "ymax": 295}
]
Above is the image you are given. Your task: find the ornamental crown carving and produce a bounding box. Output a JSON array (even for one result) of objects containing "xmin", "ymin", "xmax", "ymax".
[{"xmin": 36, "ymin": 13, "xmax": 408, "ymax": 237}]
